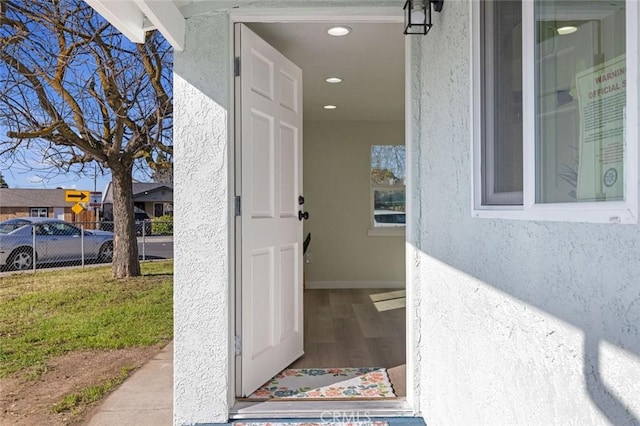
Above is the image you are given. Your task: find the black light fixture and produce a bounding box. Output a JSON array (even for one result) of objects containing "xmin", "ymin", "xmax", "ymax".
[{"xmin": 404, "ymin": 0, "xmax": 444, "ymax": 35}]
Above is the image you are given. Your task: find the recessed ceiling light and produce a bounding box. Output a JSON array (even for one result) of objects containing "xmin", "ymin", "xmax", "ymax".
[
  {"xmin": 323, "ymin": 105, "xmax": 337, "ymax": 110},
  {"xmin": 327, "ymin": 26, "xmax": 351, "ymax": 36},
  {"xmin": 325, "ymin": 77, "xmax": 343, "ymax": 83},
  {"xmin": 557, "ymin": 26, "xmax": 578, "ymax": 35}
]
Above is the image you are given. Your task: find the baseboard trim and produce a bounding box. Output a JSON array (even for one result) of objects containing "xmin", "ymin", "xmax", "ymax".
[{"xmin": 305, "ymin": 281, "xmax": 405, "ymax": 289}]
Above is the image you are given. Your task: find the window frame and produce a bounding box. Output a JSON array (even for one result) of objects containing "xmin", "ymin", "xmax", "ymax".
[
  {"xmin": 154, "ymin": 202, "xmax": 164, "ymax": 217},
  {"xmin": 369, "ymin": 144, "xmax": 406, "ymax": 236},
  {"xmin": 472, "ymin": 0, "xmax": 639, "ymax": 224},
  {"xmin": 30, "ymin": 207, "xmax": 48, "ymax": 217}
]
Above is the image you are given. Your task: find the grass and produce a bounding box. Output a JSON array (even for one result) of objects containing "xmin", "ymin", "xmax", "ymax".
[
  {"xmin": 51, "ymin": 366, "xmax": 134, "ymax": 414},
  {"xmin": 0, "ymin": 261, "xmax": 173, "ymax": 378}
]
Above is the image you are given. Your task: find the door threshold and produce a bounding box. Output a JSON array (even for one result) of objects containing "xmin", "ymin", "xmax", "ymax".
[{"xmin": 230, "ymin": 398, "xmax": 414, "ymax": 419}]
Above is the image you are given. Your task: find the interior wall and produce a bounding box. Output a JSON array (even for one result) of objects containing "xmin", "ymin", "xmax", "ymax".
[
  {"xmin": 303, "ymin": 120, "xmax": 405, "ymax": 287},
  {"xmin": 415, "ymin": 1, "xmax": 640, "ymax": 424}
]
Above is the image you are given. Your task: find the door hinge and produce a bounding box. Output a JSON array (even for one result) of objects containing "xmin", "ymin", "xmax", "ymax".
[
  {"xmin": 234, "ymin": 195, "xmax": 241, "ymax": 216},
  {"xmin": 234, "ymin": 57, "xmax": 240, "ymax": 77},
  {"xmin": 234, "ymin": 335, "xmax": 242, "ymax": 355}
]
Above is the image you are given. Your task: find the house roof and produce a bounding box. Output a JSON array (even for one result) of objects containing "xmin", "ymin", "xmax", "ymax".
[
  {"xmin": 0, "ymin": 188, "xmax": 70, "ymax": 208},
  {"xmin": 102, "ymin": 182, "xmax": 173, "ymax": 205}
]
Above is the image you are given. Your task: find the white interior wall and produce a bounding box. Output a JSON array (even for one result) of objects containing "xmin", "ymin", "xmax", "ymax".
[
  {"xmin": 415, "ymin": 1, "xmax": 640, "ymax": 424},
  {"xmin": 303, "ymin": 120, "xmax": 405, "ymax": 287}
]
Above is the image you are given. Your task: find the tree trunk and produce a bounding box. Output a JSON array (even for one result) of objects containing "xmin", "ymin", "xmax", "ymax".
[{"xmin": 111, "ymin": 167, "xmax": 141, "ymax": 278}]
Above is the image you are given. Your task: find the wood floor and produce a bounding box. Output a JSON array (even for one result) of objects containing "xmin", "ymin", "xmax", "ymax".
[{"xmin": 289, "ymin": 288, "xmax": 406, "ymax": 396}]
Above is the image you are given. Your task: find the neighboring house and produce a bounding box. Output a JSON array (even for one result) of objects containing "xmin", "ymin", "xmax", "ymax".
[
  {"xmin": 86, "ymin": 1, "xmax": 639, "ymax": 425},
  {"xmin": 101, "ymin": 182, "xmax": 173, "ymax": 219},
  {"xmin": 0, "ymin": 188, "xmax": 74, "ymax": 222}
]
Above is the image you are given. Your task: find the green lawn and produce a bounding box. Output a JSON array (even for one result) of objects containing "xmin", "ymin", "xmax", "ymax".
[{"xmin": 0, "ymin": 261, "xmax": 173, "ymax": 378}]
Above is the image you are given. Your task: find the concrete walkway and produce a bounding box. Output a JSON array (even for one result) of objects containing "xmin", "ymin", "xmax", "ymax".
[
  {"xmin": 86, "ymin": 342, "xmax": 173, "ymax": 426},
  {"xmin": 84, "ymin": 342, "xmax": 425, "ymax": 426}
]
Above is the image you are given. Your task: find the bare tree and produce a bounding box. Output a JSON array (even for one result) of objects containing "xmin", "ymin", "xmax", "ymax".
[
  {"xmin": 0, "ymin": 0, "xmax": 172, "ymax": 278},
  {"xmin": 151, "ymin": 156, "xmax": 173, "ymax": 184},
  {"xmin": 371, "ymin": 145, "xmax": 405, "ymax": 185}
]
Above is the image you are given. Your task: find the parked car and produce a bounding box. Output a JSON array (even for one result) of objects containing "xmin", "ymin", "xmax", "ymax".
[
  {"xmin": 134, "ymin": 209, "xmax": 153, "ymax": 236},
  {"xmin": 0, "ymin": 218, "xmax": 114, "ymax": 271},
  {"xmin": 99, "ymin": 208, "xmax": 152, "ymax": 236},
  {"xmin": 373, "ymin": 209, "xmax": 406, "ymax": 227}
]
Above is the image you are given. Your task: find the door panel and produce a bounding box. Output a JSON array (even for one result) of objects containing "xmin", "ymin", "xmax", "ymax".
[
  {"xmin": 239, "ymin": 24, "xmax": 304, "ymax": 397},
  {"xmin": 279, "ymin": 70, "xmax": 299, "ymax": 112},
  {"xmin": 49, "ymin": 223, "xmax": 82, "ymax": 261},
  {"xmin": 279, "ymin": 124, "xmax": 298, "ymax": 217},
  {"xmin": 250, "ymin": 248, "xmax": 275, "ymax": 358},
  {"xmin": 279, "ymin": 244, "xmax": 299, "ymax": 341},
  {"xmin": 250, "ymin": 111, "xmax": 275, "ymax": 218}
]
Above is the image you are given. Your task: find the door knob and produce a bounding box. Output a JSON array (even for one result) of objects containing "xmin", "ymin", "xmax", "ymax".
[
  {"xmin": 298, "ymin": 196, "xmax": 305, "ymax": 205},
  {"xmin": 298, "ymin": 211, "xmax": 309, "ymax": 221}
]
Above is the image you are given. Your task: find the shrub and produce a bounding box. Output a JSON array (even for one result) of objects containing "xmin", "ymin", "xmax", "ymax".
[{"xmin": 152, "ymin": 215, "xmax": 173, "ymax": 235}]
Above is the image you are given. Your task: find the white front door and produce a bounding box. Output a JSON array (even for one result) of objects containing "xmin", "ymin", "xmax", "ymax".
[{"xmin": 237, "ymin": 24, "xmax": 305, "ymax": 397}]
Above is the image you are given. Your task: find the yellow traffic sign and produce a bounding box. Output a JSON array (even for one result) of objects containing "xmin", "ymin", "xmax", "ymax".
[
  {"xmin": 65, "ymin": 190, "xmax": 90, "ymax": 203},
  {"xmin": 71, "ymin": 203, "xmax": 85, "ymax": 215}
]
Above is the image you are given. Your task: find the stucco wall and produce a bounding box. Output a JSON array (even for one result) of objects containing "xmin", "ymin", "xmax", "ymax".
[
  {"xmin": 173, "ymin": 1, "xmax": 640, "ymax": 425},
  {"xmin": 303, "ymin": 121, "xmax": 405, "ymax": 287},
  {"xmin": 415, "ymin": 1, "xmax": 640, "ymax": 424},
  {"xmin": 173, "ymin": 12, "xmax": 232, "ymax": 425}
]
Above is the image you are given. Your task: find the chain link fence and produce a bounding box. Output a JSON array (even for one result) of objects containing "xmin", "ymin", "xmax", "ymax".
[{"xmin": 0, "ymin": 219, "xmax": 173, "ymax": 273}]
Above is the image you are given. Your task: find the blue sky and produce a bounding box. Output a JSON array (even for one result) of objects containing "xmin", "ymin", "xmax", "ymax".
[
  {"xmin": 0, "ymin": 125, "xmax": 112, "ymax": 192},
  {"xmin": 0, "ymin": 132, "xmax": 154, "ymax": 193},
  {"xmin": 0, "ymin": 3, "xmax": 170, "ymax": 195},
  {"xmin": 1, "ymin": 162, "xmax": 113, "ymax": 192}
]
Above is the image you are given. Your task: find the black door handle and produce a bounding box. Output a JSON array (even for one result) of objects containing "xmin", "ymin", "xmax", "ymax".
[
  {"xmin": 298, "ymin": 211, "xmax": 309, "ymax": 221},
  {"xmin": 298, "ymin": 196, "xmax": 305, "ymax": 205}
]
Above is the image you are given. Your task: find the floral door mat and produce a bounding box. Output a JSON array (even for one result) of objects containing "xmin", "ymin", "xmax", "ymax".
[{"xmin": 247, "ymin": 367, "xmax": 396, "ymax": 399}]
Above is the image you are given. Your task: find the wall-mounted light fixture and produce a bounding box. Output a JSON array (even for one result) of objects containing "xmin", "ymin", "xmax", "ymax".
[{"xmin": 404, "ymin": 0, "xmax": 444, "ymax": 35}]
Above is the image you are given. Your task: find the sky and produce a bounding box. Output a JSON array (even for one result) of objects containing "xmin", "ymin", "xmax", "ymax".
[
  {"xmin": 0, "ymin": 129, "xmax": 153, "ymax": 194},
  {"xmin": 0, "ymin": 3, "xmax": 169, "ymax": 196},
  {"xmin": 0, "ymin": 130, "xmax": 112, "ymax": 193},
  {"xmin": 1, "ymin": 162, "xmax": 113, "ymax": 193}
]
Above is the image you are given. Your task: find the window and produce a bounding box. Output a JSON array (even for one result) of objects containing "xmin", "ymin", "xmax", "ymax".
[
  {"xmin": 49, "ymin": 223, "xmax": 81, "ymax": 236},
  {"xmin": 481, "ymin": 0, "xmax": 523, "ymax": 205},
  {"xmin": 370, "ymin": 145, "xmax": 405, "ymax": 231},
  {"xmin": 154, "ymin": 203, "xmax": 164, "ymax": 218},
  {"xmin": 474, "ymin": 0, "xmax": 638, "ymax": 223},
  {"xmin": 30, "ymin": 208, "xmax": 48, "ymax": 217}
]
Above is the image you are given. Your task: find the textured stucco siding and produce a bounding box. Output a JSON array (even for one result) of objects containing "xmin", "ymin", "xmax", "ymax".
[
  {"xmin": 173, "ymin": 1, "xmax": 640, "ymax": 425},
  {"xmin": 173, "ymin": 13, "xmax": 232, "ymax": 425},
  {"xmin": 416, "ymin": 1, "xmax": 640, "ymax": 424}
]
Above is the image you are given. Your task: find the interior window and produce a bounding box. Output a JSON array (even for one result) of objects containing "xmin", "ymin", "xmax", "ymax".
[{"xmin": 371, "ymin": 145, "xmax": 405, "ymax": 228}]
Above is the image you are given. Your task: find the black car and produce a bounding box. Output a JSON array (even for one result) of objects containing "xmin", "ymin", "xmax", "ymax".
[
  {"xmin": 100, "ymin": 209, "xmax": 152, "ymax": 236},
  {"xmin": 134, "ymin": 210, "xmax": 153, "ymax": 236}
]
